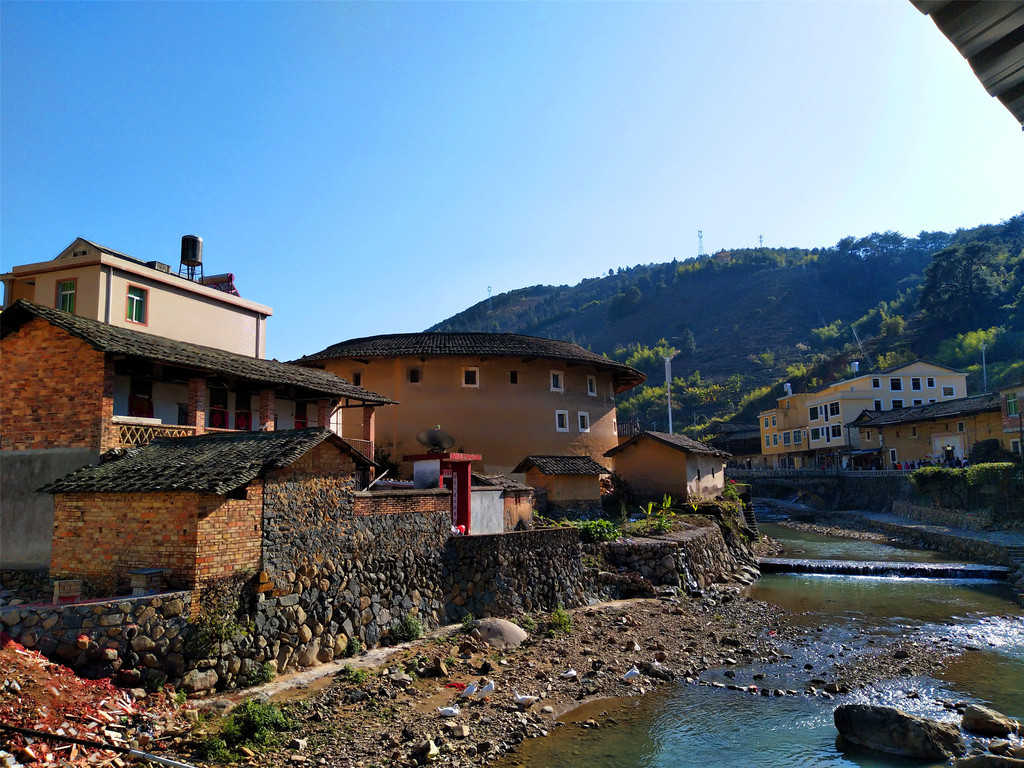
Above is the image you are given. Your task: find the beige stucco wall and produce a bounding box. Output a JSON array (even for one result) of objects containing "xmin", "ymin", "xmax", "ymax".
[
  {"xmin": 612, "ymin": 440, "xmax": 725, "ymax": 500},
  {"xmin": 318, "ymin": 355, "xmax": 620, "ymax": 474},
  {"xmin": 3, "ymin": 248, "xmax": 270, "ymax": 358},
  {"xmin": 523, "ymin": 468, "xmax": 603, "ymax": 502}
]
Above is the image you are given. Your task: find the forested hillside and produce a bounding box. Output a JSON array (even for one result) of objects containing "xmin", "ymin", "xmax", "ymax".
[{"xmin": 429, "ymin": 215, "xmax": 1024, "ymax": 429}]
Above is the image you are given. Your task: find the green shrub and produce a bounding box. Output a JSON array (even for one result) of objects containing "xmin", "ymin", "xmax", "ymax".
[
  {"xmin": 461, "ymin": 611, "xmax": 476, "ymax": 632},
  {"xmin": 548, "ymin": 606, "xmax": 572, "ymax": 637},
  {"xmin": 390, "ymin": 612, "xmax": 425, "ymax": 643},
  {"xmin": 194, "ymin": 735, "xmax": 231, "ymax": 762},
  {"xmin": 243, "ymin": 662, "xmax": 275, "ymax": 688},
  {"xmin": 340, "ymin": 664, "xmax": 369, "ymax": 684},
  {"xmin": 575, "ymin": 519, "xmax": 619, "ymax": 543},
  {"xmin": 344, "ymin": 637, "xmax": 362, "ymax": 657}
]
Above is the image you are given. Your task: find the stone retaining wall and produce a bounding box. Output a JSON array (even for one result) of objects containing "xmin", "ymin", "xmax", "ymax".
[
  {"xmin": 0, "ymin": 592, "xmax": 191, "ymax": 691},
  {"xmin": 891, "ymin": 501, "xmax": 994, "ymax": 532}
]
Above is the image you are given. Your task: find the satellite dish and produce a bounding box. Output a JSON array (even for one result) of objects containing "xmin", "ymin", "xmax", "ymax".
[{"xmin": 416, "ymin": 427, "xmax": 456, "ymax": 453}]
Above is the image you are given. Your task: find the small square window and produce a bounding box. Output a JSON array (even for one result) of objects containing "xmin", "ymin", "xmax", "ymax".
[
  {"xmin": 913, "ymin": 399, "xmax": 922, "ymax": 406},
  {"xmin": 352, "ymin": 371, "xmax": 362, "ymax": 387},
  {"xmin": 578, "ymin": 412, "xmax": 590, "ymax": 432},
  {"xmin": 810, "ymin": 427, "xmax": 821, "ymax": 441},
  {"xmin": 829, "ymin": 402, "xmax": 841, "ymax": 417},
  {"xmin": 809, "ymin": 406, "xmax": 819, "ymax": 420},
  {"xmin": 890, "ymin": 378, "xmax": 902, "ymax": 391},
  {"xmin": 463, "ymin": 367, "xmax": 479, "ymax": 387},
  {"xmin": 408, "ymin": 367, "xmax": 422, "ymax": 384},
  {"xmin": 892, "ymin": 399, "xmax": 904, "ymax": 409},
  {"xmin": 587, "ymin": 375, "xmax": 597, "ymax": 396},
  {"xmin": 793, "ymin": 430, "xmax": 802, "ymax": 444},
  {"xmin": 911, "ymin": 377, "xmax": 922, "ymax": 391},
  {"xmin": 555, "ymin": 410, "xmax": 569, "ymax": 432},
  {"xmin": 927, "ymin": 377, "xmax": 935, "ymax": 388},
  {"xmin": 830, "ymin": 424, "xmax": 842, "ymax": 438},
  {"xmin": 550, "ymin": 371, "xmax": 564, "ymax": 392},
  {"xmin": 872, "ymin": 378, "xmax": 881, "ymax": 389},
  {"xmin": 942, "ymin": 386, "xmax": 954, "ymax": 397},
  {"xmin": 510, "ymin": 370, "xmax": 519, "ymax": 385},
  {"xmin": 126, "ymin": 285, "xmax": 148, "ymax": 324}
]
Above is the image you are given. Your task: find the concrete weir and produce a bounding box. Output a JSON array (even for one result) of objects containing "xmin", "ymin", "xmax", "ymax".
[{"xmin": 759, "ymin": 557, "xmax": 1012, "ymax": 580}]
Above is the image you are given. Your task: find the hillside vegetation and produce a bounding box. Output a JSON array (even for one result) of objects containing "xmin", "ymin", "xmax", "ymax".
[{"xmin": 429, "ymin": 215, "xmax": 1024, "ymax": 429}]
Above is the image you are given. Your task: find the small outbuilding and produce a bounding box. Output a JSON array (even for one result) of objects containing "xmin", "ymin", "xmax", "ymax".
[
  {"xmin": 604, "ymin": 431, "xmax": 730, "ymax": 501},
  {"xmin": 511, "ymin": 455, "xmax": 610, "ymax": 517}
]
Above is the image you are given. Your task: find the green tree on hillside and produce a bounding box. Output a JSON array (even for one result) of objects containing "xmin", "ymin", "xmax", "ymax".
[{"xmin": 918, "ymin": 242, "xmax": 1009, "ymax": 330}]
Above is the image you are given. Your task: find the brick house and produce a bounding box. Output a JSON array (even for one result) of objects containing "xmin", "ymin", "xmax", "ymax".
[
  {"xmin": 511, "ymin": 455, "xmax": 610, "ymax": 517},
  {"xmin": 39, "ymin": 428, "xmax": 377, "ymax": 594},
  {"xmin": 999, "ymin": 381, "xmax": 1024, "ymax": 458},
  {"xmin": 604, "ymin": 431, "xmax": 730, "ymax": 501},
  {"xmin": 1, "ymin": 299, "xmax": 393, "ymax": 568}
]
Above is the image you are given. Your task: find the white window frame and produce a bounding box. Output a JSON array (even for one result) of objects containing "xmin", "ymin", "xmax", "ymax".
[
  {"xmin": 782, "ymin": 432, "xmax": 791, "ymax": 446},
  {"xmin": 911, "ymin": 377, "xmax": 922, "ymax": 391},
  {"xmin": 555, "ymin": 409, "xmax": 569, "ymax": 432},
  {"xmin": 892, "ymin": 399, "xmax": 904, "ymax": 409},
  {"xmin": 763, "ymin": 416, "xmax": 770, "ymax": 428},
  {"xmin": 927, "ymin": 377, "xmax": 936, "ymax": 388},
  {"xmin": 1007, "ymin": 392, "xmax": 1018, "ymax": 416},
  {"xmin": 126, "ymin": 285, "xmax": 148, "ymax": 324},
  {"xmin": 913, "ymin": 399, "xmax": 923, "ymax": 406},
  {"xmin": 942, "ymin": 385, "xmax": 955, "ymax": 397},
  {"xmin": 874, "ymin": 399, "xmax": 883, "ymax": 411},
  {"xmin": 765, "ymin": 435, "xmax": 771, "ymax": 447},
  {"xmin": 809, "ymin": 406, "xmax": 819, "ymax": 421},
  {"xmin": 550, "ymin": 370, "xmax": 564, "ymax": 392},
  {"xmin": 872, "ymin": 378, "xmax": 881, "ymax": 389},
  {"xmin": 462, "ymin": 367, "xmax": 480, "ymax": 388},
  {"xmin": 587, "ymin": 375, "xmax": 597, "ymax": 397},
  {"xmin": 57, "ymin": 279, "xmax": 77, "ymax": 314},
  {"xmin": 772, "ymin": 434, "xmax": 778, "ymax": 446},
  {"xmin": 889, "ymin": 448, "xmax": 898, "ymax": 464},
  {"xmin": 829, "ymin": 402, "xmax": 841, "ymax": 417},
  {"xmin": 578, "ymin": 411, "xmax": 590, "ymax": 433},
  {"xmin": 890, "ymin": 378, "xmax": 902, "ymax": 391},
  {"xmin": 771, "ymin": 415, "xmax": 777, "ymax": 427},
  {"xmin": 810, "ymin": 427, "xmax": 821, "ymax": 441},
  {"xmin": 793, "ymin": 430, "xmax": 802, "ymax": 445},
  {"xmin": 830, "ymin": 424, "xmax": 842, "ymax": 438}
]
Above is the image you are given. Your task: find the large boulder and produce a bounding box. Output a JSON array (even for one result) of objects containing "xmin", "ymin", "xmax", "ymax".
[
  {"xmin": 834, "ymin": 704, "xmax": 966, "ymax": 760},
  {"xmin": 962, "ymin": 705, "xmax": 1019, "ymax": 737},
  {"xmin": 474, "ymin": 619, "xmax": 528, "ymax": 649}
]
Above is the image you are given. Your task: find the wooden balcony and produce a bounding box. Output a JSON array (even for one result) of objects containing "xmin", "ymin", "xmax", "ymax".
[{"xmin": 112, "ymin": 416, "xmax": 198, "ymax": 447}]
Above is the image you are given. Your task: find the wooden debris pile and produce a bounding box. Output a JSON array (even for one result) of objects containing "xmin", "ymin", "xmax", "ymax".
[{"xmin": 1, "ymin": 635, "xmax": 185, "ymax": 767}]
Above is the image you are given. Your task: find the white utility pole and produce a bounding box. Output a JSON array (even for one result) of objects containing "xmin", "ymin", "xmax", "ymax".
[{"xmin": 665, "ymin": 355, "xmax": 675, "ymax": 434}]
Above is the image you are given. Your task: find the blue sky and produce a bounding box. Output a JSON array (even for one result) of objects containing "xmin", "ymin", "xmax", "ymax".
[{"xmin": 2, "ymin": 1, "xmax": 1022, "ymax": 361}]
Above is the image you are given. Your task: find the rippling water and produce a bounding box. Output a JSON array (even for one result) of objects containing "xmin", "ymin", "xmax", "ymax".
[{"xmin": 498, "ymin": 524, "xmax": 1024, "ymax": 768}]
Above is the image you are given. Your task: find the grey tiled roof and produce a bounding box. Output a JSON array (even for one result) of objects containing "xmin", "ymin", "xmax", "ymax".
[
  {"xmin": 851, "ymin": 393, "xmax": 1001, "ymax": 428},
  {"xmin": 472, "ymin": 473, "xmax": 532, "ymax": 492},
  {"xmin": 39, "ymin": 428, "xmax": 370, "ymax": 495},
  {"xmin": 604, "ymin": 431, "xmax": 730, "ymax": 459},
  {"xmin": 296, "ymin": 332, "xmax": 646, "ymax": 393},
  {"xmin": 511, "ymin": 455, "xmax": 611, "ymax": 476},
  {"xmin": 1, "ymin": 300, "xmax": 395, "ymax": 404}
]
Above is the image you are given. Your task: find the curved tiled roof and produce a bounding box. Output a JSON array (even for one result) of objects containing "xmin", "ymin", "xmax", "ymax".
[
  {"xmin": 296, "ymin": 332, "xmax": 646, "ymax": 393},
  {"xmin": 39, "ymin": 428, "xmax": 370, "ymax": 495},
  {"xmin": 1, "ymin": 300, "xmax": 395, "ymax": 405},
  {"xmin": 851, "ymin": 393, "xmax": 1001, "ymax": 428}
]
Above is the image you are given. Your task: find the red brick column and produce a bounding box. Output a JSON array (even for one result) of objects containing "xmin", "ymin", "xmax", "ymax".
[
  {"xmin": 316, "ymin": 399, "xmax": 331, "ymax": 428},
  {"xmin": 187, "ymin": 377, "xmax": 208, "ymax": 435},
  {"xmin": 362, "ymin": 406, "xmax": 375, "ymax": 444},
  {"xmin": 98, "ymin": 358, "xmax": 119, "ymax": 451},
  {"xmin": 259, "ymin": 389, "xmax": 275, "ymax": 431}
]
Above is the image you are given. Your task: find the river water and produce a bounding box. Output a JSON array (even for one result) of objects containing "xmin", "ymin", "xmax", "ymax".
[{"xmin": 499, "ymin": 521, "xmax": 1024, "ymax": 768}]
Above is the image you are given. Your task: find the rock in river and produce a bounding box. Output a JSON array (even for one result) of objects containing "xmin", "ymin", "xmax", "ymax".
[
  {"xmin": 834, "ymin": 704, "xmax": 966, "ymax": 760},
  {"xmin": 962, "ymin": 704, "xmax": 1019, "ymax": 737}
]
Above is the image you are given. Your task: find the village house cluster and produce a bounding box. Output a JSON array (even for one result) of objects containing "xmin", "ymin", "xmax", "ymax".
[{"xmin": 0, "ymin": 236, "xmax": 733, "ymax": 597}]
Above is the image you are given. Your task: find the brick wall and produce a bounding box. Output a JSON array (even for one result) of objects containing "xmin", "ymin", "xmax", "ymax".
[
  {"xmin": 352, "ymin": 488, "xmax": 451, "ymax": 517},
  {"xmin": 51, "ymin": 487, "xmax": 262, "ymax": 592},
  {"xmin": 1, "ymin": 317, "xmax": 114, "ymax": 451}
]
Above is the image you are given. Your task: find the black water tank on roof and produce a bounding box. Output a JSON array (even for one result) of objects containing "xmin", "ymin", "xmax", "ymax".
[{"xmin": 180, "ymin": 235, "xmax": 203, "ymax": 267}]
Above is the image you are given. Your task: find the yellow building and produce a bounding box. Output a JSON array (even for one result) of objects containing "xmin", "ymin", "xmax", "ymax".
[
  {"xmin": 296, "ymin": 333, "xmax": 645, "ymax": 475},
  {"xmin": 758, "ymin": 361, "xmax": 968, "ymax": 468},
  {"xmin": 851, "ymin": 393, "xmax": 1003, "ymax": 467},
  {"xmin": 1, "ymin": 236, "xmax": 272, "ymax": 358}
]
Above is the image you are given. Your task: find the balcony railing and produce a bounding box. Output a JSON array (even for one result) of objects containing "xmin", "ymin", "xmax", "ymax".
[
  {"xmin": 341, "ymin": 437, "xmax": 375, "ymax": 463},
  {"xmin": 113, "ymin": 417, "xmax": 198, "ymax": 448}
]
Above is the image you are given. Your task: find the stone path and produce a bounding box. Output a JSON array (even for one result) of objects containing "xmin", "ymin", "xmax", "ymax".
[{"xmin": 831, "ymin": 509, "xmax": 1024, "ymax": 552}]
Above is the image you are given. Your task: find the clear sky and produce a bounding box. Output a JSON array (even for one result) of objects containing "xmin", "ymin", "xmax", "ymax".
[{"xmin": 2, "ymin": 1, "xmax": 1021, "ymax": 361}]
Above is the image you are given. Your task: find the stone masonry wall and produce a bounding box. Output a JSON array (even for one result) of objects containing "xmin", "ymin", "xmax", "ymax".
[
  {"xmin": 440, "ymin": 528, "xmax": 587, "ymax": 622},
  {"xmin": 891, "ymin": 501, "xmax": 994, "ymax": 532}
]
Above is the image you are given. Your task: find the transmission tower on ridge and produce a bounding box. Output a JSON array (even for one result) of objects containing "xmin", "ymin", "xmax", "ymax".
[
  {"xmin": 759, "ymin": 234, "xmax": 764, "ymax": 248},
  {"xmin": 697, "ymin": 230, "xmax": 704, "ymax": 257}
]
